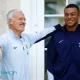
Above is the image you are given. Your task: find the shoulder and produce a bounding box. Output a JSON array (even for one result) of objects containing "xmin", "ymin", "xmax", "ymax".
[
  {"xmin": 21, "ymin": 32, "xmax": 33, "ymax": 42},
  {"xmin": 51, "ymin": 28, "xmax": 64, "ymax": 39},
  {"xmin": 0, "ymin": 32, "xmax": 8, "ymax": 48},
  {"xmin": 78, "ymin": 24, "xmax": 80, "ymax": 26},
  {"xmin": 0, "ymin": 32, "xmax": 8, "ymax": 40},
  {"xmin": 21, "ymin": 32, "xmax": 31, "ymax": 39}
]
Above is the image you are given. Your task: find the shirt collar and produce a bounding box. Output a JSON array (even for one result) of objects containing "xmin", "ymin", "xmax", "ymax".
[
  {"xmin": 63, "ymin": 24, "xmax": 80, "ymax": 32},
  {"xmin": 8, "ymin": 29, "xmax": 22, "ymax": 39}
]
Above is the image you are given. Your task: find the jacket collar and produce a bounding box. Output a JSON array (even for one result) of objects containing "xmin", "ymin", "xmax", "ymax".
[
  {"xmin": 63, "ymin": 24, "xmax": 80, "ymax": 32},
  {"xmin": 8, "ymin": 29, "xmax": 22, "ymax": 39}
]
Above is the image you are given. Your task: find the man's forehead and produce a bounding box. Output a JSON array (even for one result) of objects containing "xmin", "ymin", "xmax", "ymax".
[
  {"xmin": 64, "ymin": 8, "xmax": 78, "ymax": 13},
  {"xmin": 12, "ymin": 11, "xmax": 25, "ymax": 18},
  {"xmin": 13, "ymin": 11, "xmax": 24, "ymax": 16}
]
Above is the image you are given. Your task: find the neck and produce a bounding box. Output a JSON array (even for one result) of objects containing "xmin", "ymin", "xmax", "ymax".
[
  {"xmin": 66, "ymin": 24, "xmax": 78, "ymax": 31},
  {"xmin": 14, "ymin": 31, "xmax": 21, "ymax": 38},
  {"xmin": 10, "ymin": 28, "xmax": 21, "ymax": 38}
]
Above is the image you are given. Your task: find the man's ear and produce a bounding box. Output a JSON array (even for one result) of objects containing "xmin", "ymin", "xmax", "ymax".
[{"xmin": 8, "ymin": 19, "xmax": 13, "ymax": 24}]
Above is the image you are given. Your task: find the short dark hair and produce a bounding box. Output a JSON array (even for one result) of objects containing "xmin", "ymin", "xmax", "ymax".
[{"xmin": 65, "ymin": 4, "xmax": 79, "ymax": 12}]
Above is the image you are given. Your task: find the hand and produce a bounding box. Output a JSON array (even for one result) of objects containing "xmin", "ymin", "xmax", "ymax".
[{"xmin": 61, "ymin": 22, "xmax": 65, "ymax": 27}]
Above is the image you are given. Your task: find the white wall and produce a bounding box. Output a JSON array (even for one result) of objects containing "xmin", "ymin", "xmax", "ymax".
[{"xmin": 0, "ymin": 0, "xmax": 20, "ymax": 59}]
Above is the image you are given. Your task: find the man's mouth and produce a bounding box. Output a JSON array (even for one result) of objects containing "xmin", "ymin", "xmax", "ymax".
[
  {"xmin": 67, "ymin": 21, "xmax": 74, "ymax": 23},
  {"xmin": 20, "ymin": 23, "xmax": 25, "ymax": 27}
]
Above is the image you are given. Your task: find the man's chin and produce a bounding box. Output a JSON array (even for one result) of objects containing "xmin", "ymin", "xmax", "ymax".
[
  {"xmin": 66, "ymin": 24, "xmax": 74, "ymax": 27},
  {"xmin": 20, "ymin": 29, "xmax": 25, "ymax": 33}
]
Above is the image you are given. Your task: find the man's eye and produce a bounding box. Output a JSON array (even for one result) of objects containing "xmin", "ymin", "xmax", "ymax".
[
  {"xmin": 18, "ymin": 18, "xmax": 26, "ymax": 21},
  {"xmin": 65, "ymin": 14, "xmax": 69, "ymax": 16},
  {"xmin": 18, "ymin": 18, "xmax": 22, "ymax": 20},
  {"xmin": 71, "ymin": 14, "xmax": 76, "ymax": 16}
]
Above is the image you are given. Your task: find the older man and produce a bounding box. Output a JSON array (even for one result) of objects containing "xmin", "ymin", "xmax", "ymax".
[{"xmin": 0, "ymin": 9, "xmax": 61, "ymax": 80}]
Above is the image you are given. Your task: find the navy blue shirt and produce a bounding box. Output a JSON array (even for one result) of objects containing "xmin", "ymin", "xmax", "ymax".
[{"xmin": 47, "ymin": 24, "xmax": 80, "ymax": 80}]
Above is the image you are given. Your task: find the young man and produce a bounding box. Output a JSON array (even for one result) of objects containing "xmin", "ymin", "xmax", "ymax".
[
  {"xmin": 47, "ymin": 4, "xmax": 80, "ymax": 80},
  {"xmin": 0, "ymin": 9, "xmax": 61, "ymax": 80}
]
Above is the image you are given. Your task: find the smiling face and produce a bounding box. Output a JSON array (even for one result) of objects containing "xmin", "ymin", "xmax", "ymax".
[
  {"xmin": 64, "ymin": 7, "xmax": 79, "ymax": 27},
  {"xmin": 9, "ymin": 11, "xmax": 26, "ymax": 33}
]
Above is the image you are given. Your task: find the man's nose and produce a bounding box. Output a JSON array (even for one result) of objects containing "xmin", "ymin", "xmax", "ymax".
[
  {"xmin": 22, "ymin": 19, "xmax": 25, "ymax": 23},
  {"xmin": 68, "ymin": 14, "xmax": 72, "ymax": 19}
]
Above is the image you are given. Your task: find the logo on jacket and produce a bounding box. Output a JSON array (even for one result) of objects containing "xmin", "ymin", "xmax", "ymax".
[
  {"xmin": 59, "ymin": 40, "xmax": 64, "ymax": 43},
  {"xmin": 14, "ymin": 47, "xmax": 17, "ymax": 49},
  {"xmin": 78, "ymin": 43, "xmax": 80, "ymax": 47}
]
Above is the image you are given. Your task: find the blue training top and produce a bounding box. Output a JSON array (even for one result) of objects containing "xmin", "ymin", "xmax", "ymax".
[
  {"xmin": 0, "ymin": 24, "xmax": 61, "ymax": 80},
  {"xmin": 47, "ymin": 24, "xmax": 80, "ymax": 80}
]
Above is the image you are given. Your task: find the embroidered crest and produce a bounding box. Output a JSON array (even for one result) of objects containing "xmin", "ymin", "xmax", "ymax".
[{"xmin": 25, "ymin": 44, "xmax": 28, "ymax": 48}]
